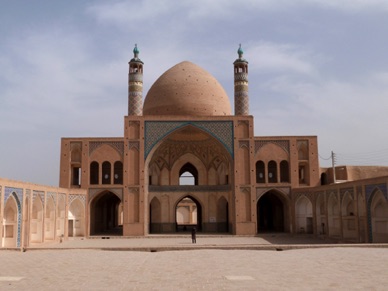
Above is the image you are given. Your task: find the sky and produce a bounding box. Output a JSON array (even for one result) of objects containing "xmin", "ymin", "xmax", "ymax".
[{"xmin": 1, "ymin": 0, "xmax": 388, "ymax": 186}]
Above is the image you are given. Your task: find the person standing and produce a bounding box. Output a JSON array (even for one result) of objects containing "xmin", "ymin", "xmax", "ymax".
[{"xmin": 191, "ymin": 227, "xmax": 197, "ymax": 244}]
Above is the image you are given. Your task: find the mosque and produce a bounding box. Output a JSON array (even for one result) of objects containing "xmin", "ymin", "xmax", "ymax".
[{"xmin": 1, "ymin": 45, "xmax": 388, "ymax": 248}]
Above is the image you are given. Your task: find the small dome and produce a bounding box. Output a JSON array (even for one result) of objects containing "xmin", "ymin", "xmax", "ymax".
[{"xmin": 143, "ymin": 61, "xmax": 231, "ymax": 116}]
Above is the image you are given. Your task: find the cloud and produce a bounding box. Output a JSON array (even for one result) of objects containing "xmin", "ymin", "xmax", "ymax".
[
  {"xmin": 87, "ymin": 0, "xmax": 388, "ymax": 26},
  {"xmin": 247, "ymin": 42, "xmax": 320, "ymax": 76}
]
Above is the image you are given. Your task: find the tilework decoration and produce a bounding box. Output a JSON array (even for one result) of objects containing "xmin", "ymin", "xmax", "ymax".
[
  {"xmin": 340, "ymin": 187, "xmax": 354, "ymax": 202},
  {"xmin": 239, "ymin": 140, "xmax": 249, "ymax": 149},
  {"xmin": 33, "ymin": 190, "xmax": 45, "ymax": 205},
  {"xmin": 128, "ymin": 141, "xmax": 140, "ymax": 151},
  {"xmin": 4, "ymin": 187, "xmax": 23, "ymax": 248},
  {"xmin": 144, "ymin": 121, "xmax": 234, "ymax": 159},
  {"xmin": 255, "ymin": 140, "xmax": 290, "ymax": 155},
  {"xmin": 47, "ymin": 192, "xmax": 57, "ymax": 206},
  {"xmin": 366, "ymin": 183, "xmax": 388, "ymax": 242},
  {"xmin": 69, "ymin": 194, "xmax": 86, "ymax": 206},
  {"xmin": 89, "ymin": 141, "xmax": 124, "ymax": 156},
  {"xmin": 294, "ymin": 192, "xmax": 314, "ymax": 203}
]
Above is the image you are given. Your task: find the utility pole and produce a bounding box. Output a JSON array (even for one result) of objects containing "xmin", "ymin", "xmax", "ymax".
[{"xmin": 331, "ymin": 151, "xmax": 336, "ymax": 184}]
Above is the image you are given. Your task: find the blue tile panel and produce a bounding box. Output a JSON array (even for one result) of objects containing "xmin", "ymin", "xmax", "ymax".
[
  {"xmin": 144, "ymin": 121, "xmax": 234, "ymax": 159},
  {"xmin": 4, "ymin": 187, "xmax": 23, "ymax": 248}
]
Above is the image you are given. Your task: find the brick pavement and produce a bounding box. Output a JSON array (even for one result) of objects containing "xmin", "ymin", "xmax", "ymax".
[
  {"xmin": 1, "ymin": 247, "xmax": 388, "ymax": 290},
  {"xmin": 1, "ymin": 235, "xmax": 388, "ymax": 290}
]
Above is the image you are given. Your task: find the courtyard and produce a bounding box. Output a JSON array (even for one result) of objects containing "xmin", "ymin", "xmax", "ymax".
[{"xmin": 0, "ymin": 236, "xmax": 387, "ymax": 290}]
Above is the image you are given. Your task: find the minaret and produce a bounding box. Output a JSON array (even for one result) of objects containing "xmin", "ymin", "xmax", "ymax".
[
  {"xmin": 128, "ymin": 44, "xmax": 144, "ymax": 116},
  {"xmin": 233, "ymin": 44, "xmax": 249, "ymax": 115}
]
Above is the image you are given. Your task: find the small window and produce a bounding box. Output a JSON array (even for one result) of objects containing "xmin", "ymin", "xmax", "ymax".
[
  {"xmin": 256, "ymin": 161, "xmax": 265, "ymax": 183},
  {"xmin": 102, "ymin": 161, "xmax": 111, "ymax": 185},
  {"xmin": 280, "ymin": 161, "xmax": 289, "ymax": 183},
  {"xmin": 114, "ymin": 161, "xmax": 123, "ymax": 185},
  {"xmin": 268, "ymin": 161, "xmax": 277, "ymax": 183},
  {"xmin": 90, "ymin": 162, "xmax": 99, "ymax": 185}
]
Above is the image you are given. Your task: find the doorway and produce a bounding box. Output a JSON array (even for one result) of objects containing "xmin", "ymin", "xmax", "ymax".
[
  {"xmin": 257, "ymin": 192, "xmax": 285, "ymax": 232},
  {"xmin": 90, "ymin": 192, "xmax": 122, "ymax": 235},
  {"xmin": 175, "ymin": 196, "xmax": 202, "ymax": 232}
]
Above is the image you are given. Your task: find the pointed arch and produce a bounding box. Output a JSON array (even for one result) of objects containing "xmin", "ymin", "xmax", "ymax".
[
  {"xmin": 341, "ymin": 191, "xmax": 357, "ymax": 240},
  {"xmin": 369, "ymin": 189, "xmax": 388, "ymax": 242},
  {"xmin": 217, "ymin": 196, "xmax": 229, "ymax": 232},
  {"xmin": 170, "ymin": 153, "xmax": 206, "ymax": 185},
  {"xmin": 44, "ymin": 196, "xmax": 56, "ymax": 241},
  {"xmin": 295, "ymin": 196, "xmax": 313, "ymax": 234},
  {"xmin": 89, "ymin": 191, "xmax": 121, "ymax": 236},
  {"xmin": 68, "ymin": 198, "xmax": 85, "ymax": 237},
  {"xmin": 149, "ymin": 197, "xmax": 162, "ymax": 233},
  {"xmin": 30, "ymin": 195, "xmax": 44, "ymax": 243},
  {"xmin": 257, "ymin": 190, "xmax": 289, "ymax": 233},
  {"xmin": 327, "ymin": 192, "xmax": 340, "ymax": 237},
  {"xmin": 175, "ymin": 195, "xmax": 202, "ymax": 232},
  {"xmin": 315, "ymin": 193, "xmax": 326, "ymax": 235},
  {"xmin": 56, "ymin": 195, "xmax": 66, "ymax": 237},
  {"xmin": 179, "ymin": 163, "xmax": 198, "ymax": 185},
  {"xmin": 2, "ymin": 194, "xmax": 21, "ymax": 248}
]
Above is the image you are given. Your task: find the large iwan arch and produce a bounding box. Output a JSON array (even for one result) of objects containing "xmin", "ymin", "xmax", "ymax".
[{"xmin": 257, "ymin": 190, "xmax": 289, "ymax": 233}]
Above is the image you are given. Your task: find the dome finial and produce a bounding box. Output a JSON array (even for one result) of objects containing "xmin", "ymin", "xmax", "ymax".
[
  {"xmin": 238, "ymin": 44, "xmax": 243, "ymax": 58},
  {"xmin": 133, "ymin": 44, "xmax": 139, "ymax": 58}
]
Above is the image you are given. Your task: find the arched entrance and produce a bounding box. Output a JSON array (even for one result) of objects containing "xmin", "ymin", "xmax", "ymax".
[
  {"xmin": 175, "ymin": 196, "xmax": 202, "ymax": 232},
  {"xmin": 257, "ymin": 191, "xmax": 285, "ymax": 232},
  {"xmin": 90, "ymin": 191, "xmax": 122, "ymax": 236},
  {"xmin": 68, "ymin": 199, "xmax": 85, "ymax": 237}
]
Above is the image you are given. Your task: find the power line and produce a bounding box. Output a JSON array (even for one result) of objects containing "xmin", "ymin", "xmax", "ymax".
[
  {"xmin": 318, "ymin": 153, "xmax": 332, "ymax": 161},
  {"xmin": 333, "ymin": 147, "xmax": 388, "ymax": 166}
]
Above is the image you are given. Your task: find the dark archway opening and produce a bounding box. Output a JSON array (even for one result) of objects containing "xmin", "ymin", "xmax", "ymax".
[
  {"xmin": 179, "ymin": 163, "xmax": 198, "ymax": 185},
  {"xmin": 217, "ymin": 197, "xmax": 229, "ymax": 233},
  {"xmin": 175, "ymin": 196, "xmax": 202, "ymax": 232},
  {"xmin": 321, "ymin": 173, "xmax": 328, "ymax": 185},
  {"xmin": 257, "ymin": 192, "xmax": 284, "ymax": 232},
  {"xmin": 90, "ymin": 192, "xmax": 122, "ymax": 236}
]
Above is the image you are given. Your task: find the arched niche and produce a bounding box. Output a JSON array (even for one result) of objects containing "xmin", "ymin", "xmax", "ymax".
[
  {"xmin": 327, "ymin": 193, "xmax": 340, "ymax": 237},
  {"xmin": 171, "ymin": 154, "xmax": 206, "ymax": 185},
  {"xmin": 44, "ymin": 196, "xmax": 56, "ymax": 241},
  {"xmin": 370, "ymin": 190, "xmax": 388, "ymax": 243},
  {"xmin": 2, "ymin": 195, "xmax": 19, "ymax": 247},
  {"xmin": 68, "ymin": 198, "xmax": 85, "ymax": 237},
  {"xmin": 31, "ymin": 195, "xmax": 44, "ymax": 243},
  {"xmin": 295, "ymin": 196, "xmax": 313, "ymax": 234}
]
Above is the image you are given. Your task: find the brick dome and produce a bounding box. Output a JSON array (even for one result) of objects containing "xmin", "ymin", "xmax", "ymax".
[{"xmin": 143, "ymin": 61, "xmax": 231, "ymax": 116}]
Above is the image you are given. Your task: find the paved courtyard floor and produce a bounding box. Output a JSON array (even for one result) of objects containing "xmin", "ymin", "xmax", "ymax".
[{"xmin": 1, "ymin": 235, "xmax": 388, "ymax": 290}]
